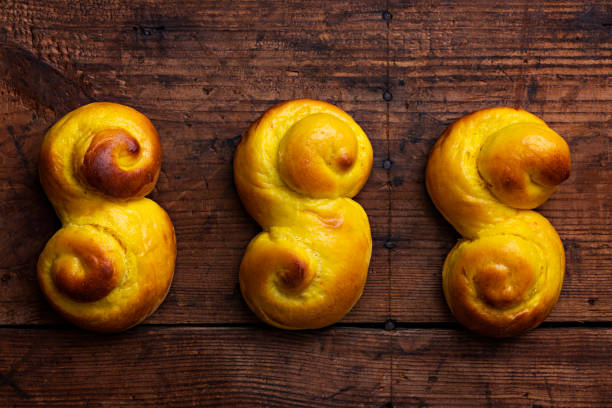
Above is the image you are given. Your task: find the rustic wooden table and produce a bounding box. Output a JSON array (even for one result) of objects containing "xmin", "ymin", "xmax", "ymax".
[{"xmin": 1, "ymin": 1, "xmax": 611, "ymax": 406}]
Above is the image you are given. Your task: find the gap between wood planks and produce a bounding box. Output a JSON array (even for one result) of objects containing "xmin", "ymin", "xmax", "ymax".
[{"xmin": 0, "ymin": 321, "xmax": 611, "ymax": 331}]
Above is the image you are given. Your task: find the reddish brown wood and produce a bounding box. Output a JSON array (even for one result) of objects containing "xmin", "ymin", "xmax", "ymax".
[
  {"xmin": 0, "ymin": 327, "xmax": 391, "ymax": 407},
  {"xmin": 0, "ymin": 1, "xmax": 611, "ymax": 406},
  {"xmin": 0, "ymin": 0, "xmax": 390, "ymax": 325},
  {"xmin": 2, "ymin": 1, "xmax": 609, "ymax": 326},
  {"xmin": 391, "ymin": 327, "xmax": 612, "ymax": 407},
  {"xmin": 388, "ymin": 0, "xmax": 612, "ymax": 322},
  {"xmin": 0, "ymin": 327, "xmax": 609, "ymax": 407}
]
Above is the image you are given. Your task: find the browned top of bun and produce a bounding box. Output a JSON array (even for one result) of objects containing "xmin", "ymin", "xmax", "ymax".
[
  {"xmin": 38, "ymin": 102, "xmax": 175, "ymax": 333},
  {"xmin": 426, "ymin": 107, "xmax": 570, "ymax": 337},
  {"xmin": 234, "ymin": 99, "xmax": 373, "ymax": 329}
]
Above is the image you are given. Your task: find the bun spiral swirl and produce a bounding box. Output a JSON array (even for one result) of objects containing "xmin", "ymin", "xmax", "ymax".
[
  {"xmin": 234, "ymin": 99, "xmax": 373, "ymax": 329},
  {"xmin": 38, "ymin": 102, "xmax": 176, "ymax": 332},
  {"xmin": 426, "ymin": 107, "xmax": 571, "ymax": 337}
]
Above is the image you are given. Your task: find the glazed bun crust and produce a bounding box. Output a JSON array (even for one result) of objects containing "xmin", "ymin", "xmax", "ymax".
[
  {"xmin": 426, "ymin": 107, "xmax": 570, "ymax": 337},
  {"xmin": 234, "ymin": 99, "xmax": 373, "ymax": 329},
  {"xmin": 38, "ymin": 102, "xmax": 176, "ymax": 333}
]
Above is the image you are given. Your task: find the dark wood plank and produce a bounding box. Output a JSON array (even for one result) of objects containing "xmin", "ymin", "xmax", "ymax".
[
  {"xmin": 1, "ymin": 326, "xmax": 609, "ymax": 407},
  {"xmin": 387, "ymin": 0, "xmax": 612, "ymax": 322},
  {"xmin": 0, "ymin": 0, "xmax": 391, "ymax": 324},
  {"xmin": 0, "ymin": 326, "xmax": 391, "ymax": 407},
  {"xmin": 1, "ymin": 0, "xmax": 611, "ymax": 326},
  {"xmin": 392, "ymin": 327, "xmax": 612, "ymax": 407},
  {"xmin": 1, "ymin": 1, "xmax": 610, "ymax": 407}
]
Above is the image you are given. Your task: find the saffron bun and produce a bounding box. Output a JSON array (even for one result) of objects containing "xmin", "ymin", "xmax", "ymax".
[
  {"xmin": 234, "ymin": 99, "xmax": 373, "ymax": 329},
  {"xmin": 37, "ymin": 102, "xmax": 176, "ymax": 332},
  {"xmin": 426, "ymin": 107, "xmax": 571, "ymax": 337}
]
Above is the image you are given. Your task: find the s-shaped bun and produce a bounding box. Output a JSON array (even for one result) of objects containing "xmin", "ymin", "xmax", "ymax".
[
  {"xmin": 426, "ymin": 107, "xmax": 570, "ymax": 337},
  {"xmin": 38, "ymin": 102, "xmax": 176, "ymax": 332},
  {"xmin": 234, "ymin": 99, "xmax": 373, "ymax": 329}
]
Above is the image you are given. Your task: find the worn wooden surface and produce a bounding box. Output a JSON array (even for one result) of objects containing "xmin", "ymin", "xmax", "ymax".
[
  {"xmin": 1, "ymin": 0, "xmax": 611, "ymax": 406},
  {"xmin": 1, "ymin": 327, "xmax": 610, "ymax": 407}
]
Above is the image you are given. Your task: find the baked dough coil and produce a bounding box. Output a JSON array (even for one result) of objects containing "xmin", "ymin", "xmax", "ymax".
[
  {"xmin": 426, "ymin": 107, "xmax": 571, "ymax": 337},
  {"xmin": 37, "ymin": 102, "xmax": 176, "ymax": 332},
  {"xmin": 234, "ymin": 99, "xmax": 373, "ymax": 329}
]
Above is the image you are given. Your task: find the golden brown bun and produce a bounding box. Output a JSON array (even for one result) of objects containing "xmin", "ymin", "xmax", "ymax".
[
  {"xmin": 426, "ymin": 107, "xmax": 571, "ymax": 337},
  {"xmin": 234, "ymin": 99, "xmax": 373, "ymax": 329},
  {"xmin": 38, "ymin": 102, "xmax": 176, "ymax": 333}
]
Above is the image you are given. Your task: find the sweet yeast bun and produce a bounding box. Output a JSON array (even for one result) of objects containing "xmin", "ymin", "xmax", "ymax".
[
  {"xmin": 426, "ymin": 107, "xmax": 571, "ymax": 337},
  {"xmin": 38, "ymin": 102, "xmax": 176, "ymax": 332},
  {"xmin": 234, "ymin": 99, "xmax": 373, "ymax": 329}
]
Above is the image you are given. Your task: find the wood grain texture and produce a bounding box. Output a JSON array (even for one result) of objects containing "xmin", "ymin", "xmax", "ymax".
[
  {"xmin": 0, "ymin": 0, "xmax": 391, "ymax": 325},
  {"xmin": 0, "ymin": 327, "xmax": 610, "ymax": 407},
  {"xmin": 1, "ymin": 0, "xmax": 611, "ymax": 406},
  {"xmin": 391, "ymin": 327, "xmax": 612, "ymax": 408},
  {"xmin": 1, "ymin": 1, "xmax": 609, "ymax": 326},
  {"xmin": 0, "ymin": 326, "xmax": 391, "ymax": 407},
  {"xmin": 387, "ymin": 0, "xmax": 612, "ymax": 322}
]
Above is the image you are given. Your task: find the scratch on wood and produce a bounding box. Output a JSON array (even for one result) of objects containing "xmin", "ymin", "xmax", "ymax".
[
  {"xmin": 325, "ymin": 385, "xmax": 355, "ymax": 400},
  {"xmin": 572, "ymin": 6, "xmax": 612, "ymax": 35},
  {"xmin": 0, "ymin": 371, "xmax": 31, "ymax": 399},
  {"xmin": 0, "ymin": 42, "xmax": 93, "ymax": 115},
  {"xmin": 5, "ymin": 124, "xmax": 33, "ymax": 177}
]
